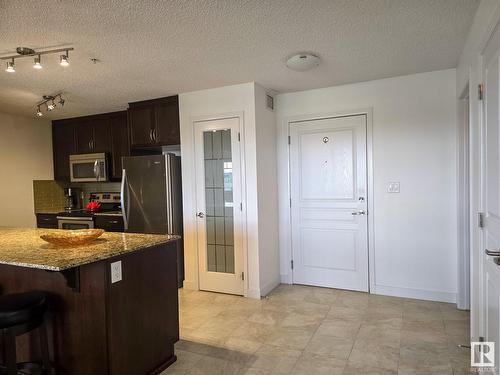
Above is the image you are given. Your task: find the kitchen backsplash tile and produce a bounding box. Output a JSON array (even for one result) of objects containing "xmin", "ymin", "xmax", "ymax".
[
  {"xmin": 33, "ymin": 180, "xmax": 121, "ymax": 213},
  {"xmin": 33, "ymin": 180, "xmax": 67, "ymax": 213}
]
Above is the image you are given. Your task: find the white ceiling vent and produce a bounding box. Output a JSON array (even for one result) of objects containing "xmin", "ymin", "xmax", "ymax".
[{"xmin": 286, "ymin": 53, "xmax": 320, "ymax": 71}]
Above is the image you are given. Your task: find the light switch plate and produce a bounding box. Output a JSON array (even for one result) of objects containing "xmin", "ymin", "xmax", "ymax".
[
  {"xmin": 388, "ymin": 182, "xmax": 400, "ymax": 193},
  {"xmin": 111, "ymin": 261, "xmax": 122, "ymax": 283}
]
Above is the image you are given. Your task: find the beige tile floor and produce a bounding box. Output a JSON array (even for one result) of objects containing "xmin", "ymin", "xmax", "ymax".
[{"xmin": 161, "ymin": 284, "xmax": 471, "ymax": 375}]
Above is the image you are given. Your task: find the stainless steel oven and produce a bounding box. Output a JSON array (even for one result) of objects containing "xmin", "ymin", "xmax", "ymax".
[
  {"xmin": 57, "ymin": 216, "xmax": 95, "ymax": 230},
  {"xmin": 69, "ymin": 153, "xmax": 108, "ymax": 182}
]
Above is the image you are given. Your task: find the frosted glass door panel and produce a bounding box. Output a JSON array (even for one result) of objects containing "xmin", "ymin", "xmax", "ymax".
[{"xmin": 204, "ymin": 130, "xmax": 234, "ymax": 274}]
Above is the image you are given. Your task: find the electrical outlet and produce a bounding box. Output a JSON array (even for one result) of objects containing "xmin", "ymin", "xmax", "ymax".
[
  {"xmin": 111, "ymin": 261, "xmax": 122, "ymax": 283},
  {"xmin": 388, "ymin": 182, "xmax": 400, "ymax": 193}
]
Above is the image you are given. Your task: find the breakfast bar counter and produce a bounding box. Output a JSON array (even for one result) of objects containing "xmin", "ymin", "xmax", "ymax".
[
  {"xmin": 0, "ymin": 227, "xmax": 179, "ymax": 271},
  {"xmin": 0, "ymin": 227, "xmax": 180, "ymax": 375}
]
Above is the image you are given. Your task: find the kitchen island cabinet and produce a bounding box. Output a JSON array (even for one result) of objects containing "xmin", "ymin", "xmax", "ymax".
[{"xmin": 0, "ymin": 228, "xmax": 180, "ymax": 375}]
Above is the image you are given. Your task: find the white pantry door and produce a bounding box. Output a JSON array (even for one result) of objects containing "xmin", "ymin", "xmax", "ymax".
[
  {"xmin": 194, "ymin": 117, "xmax": 245, "ymax": 295},
  {"xmin": 481, "ymin": 23, "xmax": 500, "ymax": 372},
  {"xmin": 290, "ymin": 115, "xmax": 369, "ymax": 292}
]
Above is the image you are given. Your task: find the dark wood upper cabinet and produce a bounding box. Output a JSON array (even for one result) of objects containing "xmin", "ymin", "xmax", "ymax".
[
  {"xmin": 155, "ymin": 99, "xmax": 180, "ymax": 145},
  {"xmin": 128, "ymin": 96, "xmax": 179, "ymax": 148},
  {"xmin": 52, "ymin": 122, "xmax": 76, "ymax": 181},
  {"xmin": 52, "ymin": 111, "xmax": 128, "ymax": 181},
  {"xmin": 75, "ymin": 118, "xmax": 111, "ymax": 154},
  {"xmin": 92, "ymin": 118, "xmax": 112, "ymax": 153},
  {"xmin": 75, "ymin": 121, "xmax": 94, "ymax": 153},
  {"xmin": 128, "ymin": 106, "xmax": 154, "ymax": 147},
  {"xmin": 109, "ymin": 112, "xmax": 129, "ymax": 180}
]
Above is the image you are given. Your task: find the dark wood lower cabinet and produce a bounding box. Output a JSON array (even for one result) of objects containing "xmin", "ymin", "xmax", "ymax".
[
  {"xmin": 95, "ymin": 215, "xmax": 124, "ymax": 232},
  {"xmin": 36, "ymin": 214, "xmax": 58, "ymax": 229},
  {"xmin": 0, "ymin": 241, "xmax": 179, "ymax": 375}
]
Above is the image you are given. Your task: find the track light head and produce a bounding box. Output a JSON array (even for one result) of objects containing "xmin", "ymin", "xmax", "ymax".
[
  {"xmin": 6, "ymin": 59, "xmax": 15, "ymax": 73},
  {"xmin": 60, "ymin": 52, "xmax": 69, "ymax": 67},
  {"xmin": 33, "ymin": 55, "xmax": 42, "ymax": 69},
  {"xmin": 36, "ymin": 93, "xmax": 64, "ymax": 116}
]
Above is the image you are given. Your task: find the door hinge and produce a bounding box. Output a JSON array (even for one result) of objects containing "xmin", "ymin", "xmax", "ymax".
[
  {"xmin": 479, "ymin": 336, "xmax": 485, "ymax": 342},
  {"xmin": 240, "ymin": 202, "xmax": 243, "ymax": 211},
  {"xmin": 478, "ymin": 212, "xmax": 485, "ymax": 228},
  {"xmin": 289, "ymin": 198, "xmax": 292, "ymax": 207},
  {"xmin": 291, "ymin": 260, "xmax": 294, "ymax": 270},
  {"xmin": 241, "ymin": 271, "xmax": 245, "ymax": 280},
  {"xmin": 479, "ymin": 83, "xmax": 484, "ymax": 101},
  {"xmin": 288, "ymin": 135, "xmax": 291, "ymax": 145},
  {"xmin": 238, "ymin": 132, "xmax": 241, "ymax": 142}
]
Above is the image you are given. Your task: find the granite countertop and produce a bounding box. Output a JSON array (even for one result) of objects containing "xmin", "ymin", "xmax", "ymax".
[{"xmin": 0, "ymin": 227, "xmax": 179, "ymax": 271}]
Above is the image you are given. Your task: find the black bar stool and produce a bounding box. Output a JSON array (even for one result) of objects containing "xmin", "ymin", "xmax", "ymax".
[{"xmin": 0, "ymin": 291, "xmax": 53, "ymax": 375}]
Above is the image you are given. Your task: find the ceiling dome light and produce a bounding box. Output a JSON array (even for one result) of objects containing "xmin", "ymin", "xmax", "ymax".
[
  {"xmin": 286, "ymin": 53, "xmax": 320, "ymax": 72},
  {"xmin": 33, "ymin": 55, "xmax": 42, "ymax": 69},
  {"xmin": 6, "ymin": 59, "xmax": 15, "ymax": 73},
  {"xmin": 60, "ymin": 52, "xmax": 69, "ymax": 67}
]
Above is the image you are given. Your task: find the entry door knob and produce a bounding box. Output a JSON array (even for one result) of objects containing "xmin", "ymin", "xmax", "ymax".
[
  {"xmin": 351, "ymin": 210, "xmax": 366, "ymax": 216},
  {"xmin": 197, "ymin": 212, "xmax": 205, "ymax": 218}
]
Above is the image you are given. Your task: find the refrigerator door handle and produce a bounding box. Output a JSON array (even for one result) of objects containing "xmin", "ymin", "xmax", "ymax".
[
  {"xmin": 165, "ymin": 155, "xmax": 174, "ymax": 234},
  {"xmin": 121, "ymin": 169, "xmax": 129, "ymax": 231}
]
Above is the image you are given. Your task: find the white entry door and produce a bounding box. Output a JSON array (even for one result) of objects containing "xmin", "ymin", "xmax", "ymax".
[
  {"xmin": 481, "ymin": 23, "xmax": 500, "ymax": 372},
  {"xmin": 290, "ymin": 115, "xmax": 369, "ymax": 292},
  {"xmin": 194, "ymin": 117, "xmax": 245, "ymax": 295}
]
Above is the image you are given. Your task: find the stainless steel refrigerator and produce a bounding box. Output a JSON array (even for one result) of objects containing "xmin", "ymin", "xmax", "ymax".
[{"xmin": 121, "ymin": 154, "xmax": 184, "ymax": 286}]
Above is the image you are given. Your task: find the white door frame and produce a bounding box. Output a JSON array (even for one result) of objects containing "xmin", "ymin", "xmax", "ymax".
[
  {"xmin": 282, "ymin": 108, "xmax": 375, "ymax": 291},
  {"xmin": 457, "ymin": 85, "xmax": 471, "ymax": 310},
  {"xmin": 190, "ymin": 112, "xmax": 249, "ymax": 297}
]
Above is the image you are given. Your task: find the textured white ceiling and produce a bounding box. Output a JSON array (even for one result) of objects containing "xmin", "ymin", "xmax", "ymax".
[{"xmin": 0, "ymin": 0, "xmax": 479, "ymax": 119}]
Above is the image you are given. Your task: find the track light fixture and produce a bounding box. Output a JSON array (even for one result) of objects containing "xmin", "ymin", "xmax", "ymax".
[
  {"xmin": 1, "ymin": 46, "xmax": 74, "ymax": 72},
  {"xmin": 6, "ymin": 59, "xmax": 15, "ymax": 73},
  {"xmin": 35, "ymin": 93, "xmax": 65, "ymax": 117},
  {"xmin": 33, "ymin": 55, "xmax": 42, "ymax": 69},
  {"xmin": 60, "ymin": 52, "xmax": 69, "ymax": 66}
]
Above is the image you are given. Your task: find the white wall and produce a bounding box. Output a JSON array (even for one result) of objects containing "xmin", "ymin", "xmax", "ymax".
[
  {"xmin": 0, "ymin": 111, "xmax": 53, "ymax": 227},
  {"xmin": 456, "ymin": 0, "xmax": 500, "ymax": 342},
  {"xmin": 276, "ymin": 69, "xmax": 458, "ymax": 303},
  {"xmin": 254, "ymin": 84, "xmax": 280, "ymax": 296},
  {"xmin": 179, "ymin": 82, "xmax": 262, "ymax": 297}
]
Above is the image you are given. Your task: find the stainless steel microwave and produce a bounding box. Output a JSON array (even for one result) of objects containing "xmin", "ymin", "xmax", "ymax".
[{"xmin": 69, "ymin": 153, "xmax": 109, "ymax": 182}]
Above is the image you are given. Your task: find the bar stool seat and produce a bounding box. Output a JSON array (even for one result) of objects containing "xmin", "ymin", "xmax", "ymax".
[
  {"xmin": 0, "ymin": 292, "xmax": 53, "ymax": 375},
  {"xmin": 0, "ymin": 292, "xmax": 47, "ymax": 329}
]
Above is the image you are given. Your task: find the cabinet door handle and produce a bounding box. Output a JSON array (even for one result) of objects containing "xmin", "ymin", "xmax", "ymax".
[
  {"xmin": 153, "ymin": 129, "xmax": 157, "ymax": 143},
  {"xmin": 88, "ymin": 140, "xmax": 92, "ymax": 150},
  {"xmin": 108, "ymin": 220, "xmax": 118, "ymax": 224},
  {"xmin": 149, "ymin": 129, "xmax": 154, "ymax": 143}
]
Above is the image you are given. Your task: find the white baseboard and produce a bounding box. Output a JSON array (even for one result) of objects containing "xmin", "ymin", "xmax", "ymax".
[
  {"xmin": 280, "ymin": 273, "xmax": 292, "ymax": 284},
  {"xmin": 260, "ymin": 276, "xmax": 281, "ymax": 297},
  {"xmin": 247, "ymin": 288, "xmax": 261, "ymax": 299},
  {"xmin": 373, "ymin": 284, "xmax": 457, "ymax": 303},
  {"xmin": 183, "ymin": 279, "xmax": 198, "ymax": 291}
]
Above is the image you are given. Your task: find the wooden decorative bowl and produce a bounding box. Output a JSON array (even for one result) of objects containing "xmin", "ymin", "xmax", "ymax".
[{"xmin": 40, "ymin": 229, "xmax": 105, "ymax": 246}]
